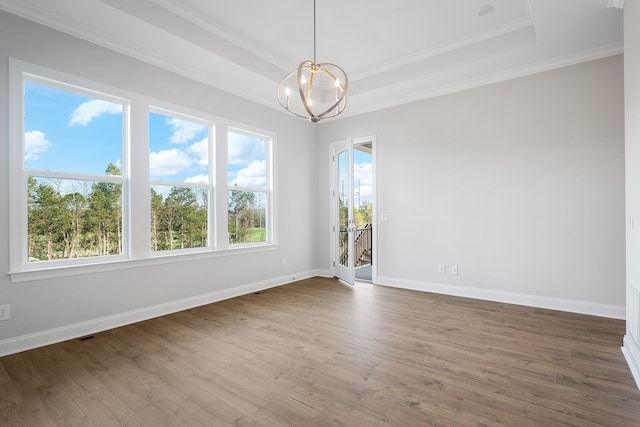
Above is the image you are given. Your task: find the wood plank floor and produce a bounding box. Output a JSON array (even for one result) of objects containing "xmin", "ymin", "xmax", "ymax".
[{"xmin": 1, "ymin": 277, "xmax": 640, "ymax": 426}]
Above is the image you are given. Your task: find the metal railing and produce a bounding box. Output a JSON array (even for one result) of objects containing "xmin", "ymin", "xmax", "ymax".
[{"xmin": 339, "ymin": 224, "xmax": 372, "ymax": 267}]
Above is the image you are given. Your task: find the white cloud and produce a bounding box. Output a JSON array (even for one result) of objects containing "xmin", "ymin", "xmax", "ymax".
[
  {"xmin": 230, "ymin": 160, "xmax": 266, "ymax": 188},
  {"xmin": 188, "ymin": 137, "xmax": 208, "ymax": 167},
  {"xmin": 149, "ymin": 148, "xmax": 193, "ymax": 176},
  {"xmin": 167, "ymin": 118, "xmax": 207, "ymax": 144},
  {"xmin": 353, "ymin": 162, "xmax": 373, "ymax": 204},
  {"xmin": 228, "ymin": 133, "xmax": 264, "ymax": 165},
  {"xmin": 184, "ymin": 174, "xmax": 209, "ymax": 185},
  {"xmin": 354, "ymin": 162, "xmax": 372, "ymax": 187},
  {"xmin": 24, "ymin": 130, "xmax": 52, "ymax": 161},
  {"xmin": 69, "ymin": 100, "xmax": 122, "ymax": 126}
]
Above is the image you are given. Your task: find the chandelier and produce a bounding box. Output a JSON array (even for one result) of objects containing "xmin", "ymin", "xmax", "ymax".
[{"xmin": 277, "ymin": 0, "xmax": 348, "ymax": 123}]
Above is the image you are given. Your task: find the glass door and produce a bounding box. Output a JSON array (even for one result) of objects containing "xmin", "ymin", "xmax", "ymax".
[{"xmin": 334, "ymin": 140, "xmax": 354, "ymax": 285}]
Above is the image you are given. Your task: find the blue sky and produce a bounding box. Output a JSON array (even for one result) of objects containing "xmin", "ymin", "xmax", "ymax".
[
  {"xmin": 337, "ymin": 148, "xmax": 372, "ymax": 208},
  {"xmin": 149, "ymin": 111, "xmax": 209, "ymax": 183},
  {"xmin": 24, "ymin": 81, "xmax": 267, "ymax": 192},
  {"xmin": 353, "ymin": 148, "xmax": 373, "ymax": 207},
  {"xmin": 24, "ymin": 81, "xmax": 123, "ymax": 175}
]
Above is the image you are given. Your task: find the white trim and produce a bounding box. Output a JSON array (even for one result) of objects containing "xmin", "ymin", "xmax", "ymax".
[
  {"xmin": 149, "ymin": 0, "xmax": 290, "ymax": 71},
  {"xmin": 376, "ymin": 276, "xmax": 626, "ymax": 319},
  {"xmin": 10, "ymin": 58, "xmax": 131, "ymax": 272},
  {"xmin": 0, "ymin": 1, "xmax": 624, "ymax": 119},
  {"xmin": 338, "ymin": 43, "xmax": 624, "ymax": 120},
  {"xmin": 0, "ymin": 269, "xmax": 316, "ymax": 357},
  {"xmin": 328, "ymin": 140, "xmax": 347, "ymax": 278},
  {"xmin": 328, "ymin": 136, "xmax": 377, "ymax": 283},
  {"xmin": 314, "ymin": 269, "xmax": 332, "ymax": 278},
  {"xmin": 622, "ymin": 335, "xmax": 640, "ymax": 389},
  {"xmin": 351, "ymin": 17, "xmax": 534, "ymax": 80},
  {"xmin": 0, "ymin": 0, "xmax": 276, "ymax": 110},
  {"xmin": 353, "ymin": 135, "xmax": 377, "ymax": 284},
  {"xmin": 9, "ymin": 58, "xmax": 279, "ymax": 278},
  {"xmin": 9, "ymin": 244, "xmax": 278, "ymax": 283},
  {"xmin": 8, "ymin": 58, "xmax": 25, "ymax": 274}
]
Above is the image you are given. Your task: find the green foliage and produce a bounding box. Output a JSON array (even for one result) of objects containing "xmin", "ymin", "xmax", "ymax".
[
  {"xmin": 27, "ymin": 163, "xmax": 122, "ymax": 261},
  {"xmin": 354, "ymin": 200, "xmax": 372, "ymax": 229},
  {"xmin": 228, "ymin": 189, "xmax": 266, "ymax": 244},
  {"xmin": 27, "ymin": 163, "xmax": 271, "ymax": 261},
  {"xmin": 150, "ymin": 186, "xmax": 208, "ymax": 251}
]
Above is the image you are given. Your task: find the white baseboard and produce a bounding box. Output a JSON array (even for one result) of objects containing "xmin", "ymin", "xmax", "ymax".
[
  {"xmin": 623, "ymin": 335, "xmax": 640, "ymax": 390},
  {"xmin": 376, "ymin": 276, "xmax": 625, "ymax": 319},
  {"xmin": 0, "ymin": 270, "xmax": 317, "ymax": 357},
  {"xmin": 314, "ymin": 268, "xmax": 333, "ymax": 278}
]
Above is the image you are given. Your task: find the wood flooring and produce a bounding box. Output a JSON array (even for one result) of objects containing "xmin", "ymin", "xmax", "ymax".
[{"xmin": 1, "ymin": 277, "xmax": 640, "ymax": 426}]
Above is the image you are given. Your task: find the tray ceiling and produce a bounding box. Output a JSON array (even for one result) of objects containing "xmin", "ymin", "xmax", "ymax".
[{"xmin": 0, "ymin": 0, "xmax": 624, "ymax": 120}]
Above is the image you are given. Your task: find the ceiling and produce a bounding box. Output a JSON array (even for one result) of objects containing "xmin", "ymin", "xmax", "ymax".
[{"xmin": 0, "ymin": 0, "xmax": 624, "ymax": 120}]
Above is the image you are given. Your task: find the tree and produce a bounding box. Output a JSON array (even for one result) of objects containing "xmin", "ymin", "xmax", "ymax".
[
  {"xmin": 228, "ymin": 189, "xmax": 256, "ymax": 243},
  {"xmin": 26, "ymin": 162, "xmax": 214, "ymax": 260},
  {"xmin": 59, "ymin": 181, "xmax": 90, "ymax": 258},
  {"xmin": 354, "ymin": 200, "xmax": 373, "ymax": 229},
  {"xmin": 193, "ymin": 188, "xmax": 208, "ymax": 247},
  {"xmin": 150, "ymin": 187, "xmax": 164, "ymax": 251},
  {"xmin": 29, "ymin": 180, "xmax": 67, "ymax": 260},
  {"xmin": 83, "ymin": 163, "xmax": 122, "ymax": 256},
  {"xmin": 165, "ymin": 187, "xmax": 198, "ymax": 249}
]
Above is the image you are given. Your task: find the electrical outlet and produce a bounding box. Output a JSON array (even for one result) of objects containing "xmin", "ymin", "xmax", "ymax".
[
  {"xmin": 438, "ymin": 264, "xmax": 446, "ymax": 274},
  {"xmin": 451, "ymin": 265, "xmax": 458, "ymax": 276},
  {"xmin": 281, "ymin": 258, "xmax": 287, "ymax": 267},
  {"xmin": 0, "ymin": 305, "xmax": 10, "ymax": 321}
]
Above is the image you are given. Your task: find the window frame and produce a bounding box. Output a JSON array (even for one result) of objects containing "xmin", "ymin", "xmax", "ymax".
[
  {"xmin": 227, "ymin": 126, "xmax": 274, "ymax": 247},
  {"xmin": 148, "ymin": 106, "xmax": 216, "ymax": 255},
  {"xmin": 8, "ymin": 59, "xmax": 278, "ymax": 283},
  {"xmin": 9, "ymin": 60, "xmax": 131, "ymax": 273}
]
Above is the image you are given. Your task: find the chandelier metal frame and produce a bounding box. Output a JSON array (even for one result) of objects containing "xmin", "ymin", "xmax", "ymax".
[{"xmin": 276, "ymin": 0, "xmax": 348, "ymax": 123}]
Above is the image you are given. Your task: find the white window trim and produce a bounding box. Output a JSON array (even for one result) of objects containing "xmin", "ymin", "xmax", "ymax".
[
  {"xmin": 148, "ymin": 105, "xmax": 216, "ymax": 253},
  {"xmin": 227, "ymin": 126, "xmax": 276, "ymax": 246},
  {"xmin": 8, "ymin": 59, "xmax": 278, "ymax": 283},
  {"xmin": 9, "ymin": 59, "xmax": 132, "ymax": 274}
]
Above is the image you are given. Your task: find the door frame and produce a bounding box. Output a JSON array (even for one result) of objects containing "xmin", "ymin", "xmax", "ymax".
[{"xmin": 329, "ymin": 135, "xmax": 377, "ymax": 284}]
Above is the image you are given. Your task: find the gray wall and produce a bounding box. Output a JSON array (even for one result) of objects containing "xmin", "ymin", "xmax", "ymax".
[
  {"xmin": 0, "ymin": 11, "xmax": 317, "ymax": 350},
  {"xmin": 0, "ymin": 8, "xmax": 628, "ymax": 353},
  {"xmin": 317, "ymin": 55, "xmax": 625, "ymax": 315},
  {"xmin": 623, "ymin": 1, "xmax": 640, "ymax": 386}
]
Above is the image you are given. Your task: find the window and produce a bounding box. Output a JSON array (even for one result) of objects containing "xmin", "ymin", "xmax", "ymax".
[
  {"xmin": 149, "ymin": 110, "xmax": 213, "ymax": 252},
  {"xmin": 9, "ymin": 60, "xmax": 276, "ymax": 280},
  {"xmin": 228, "ymin": 128, "xmax": 271, "ymax": 245},
  {"xmin": 22, "ymin": 78, "xmax": 126, "ymax": 264}
]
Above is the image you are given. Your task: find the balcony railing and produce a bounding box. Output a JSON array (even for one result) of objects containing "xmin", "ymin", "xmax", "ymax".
[{"xmin": 339, "ymin": 224, "xmax": 372, "ymax": 267}]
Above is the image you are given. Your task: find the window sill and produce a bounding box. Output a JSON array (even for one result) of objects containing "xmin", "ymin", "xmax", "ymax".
[{"xmin": 8, "ymin": 244, "xmax": 278, "ymax": 283}]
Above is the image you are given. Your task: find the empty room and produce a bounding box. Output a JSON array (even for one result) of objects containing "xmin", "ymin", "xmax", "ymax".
[{"xmin": 1, "ymin": 0, "xmax": 640, "ymax": 425}]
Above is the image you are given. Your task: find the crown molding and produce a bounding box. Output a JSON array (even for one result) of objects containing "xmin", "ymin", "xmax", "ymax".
[
  {"xmin": 340, "ymin": 42, "xmax": 624, "ymax": 120},
  {"xmin": 149, "ymin": 0, "xmax": 290, "ymax": 72},
  {"xmin": 0, "ymin": 0, "xmax": 277, "ymax": 109},
  {"xmin": 0, "ymin": 0, "xmax": 624, "ymax": 120},
  {"xmin": 351, "ymin": 16, "xmax": 534, "ymax": 81}
]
